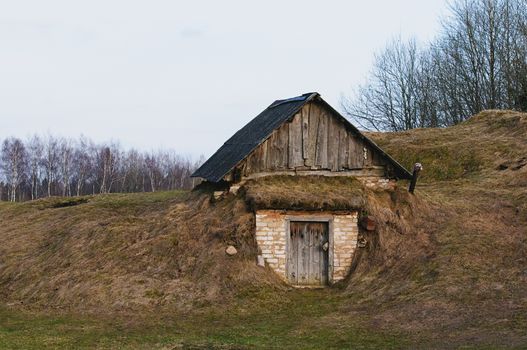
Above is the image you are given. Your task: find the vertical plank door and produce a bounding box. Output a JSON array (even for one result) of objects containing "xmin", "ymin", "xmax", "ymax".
[{"xmin": 288, "ymin": 221, "xmax": 329, "ymax": 286}]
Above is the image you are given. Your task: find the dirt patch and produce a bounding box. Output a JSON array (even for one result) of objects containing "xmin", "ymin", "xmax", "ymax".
[{"xmin": 50, "ymin": 197, "xmax": 90, "ymax": 208}]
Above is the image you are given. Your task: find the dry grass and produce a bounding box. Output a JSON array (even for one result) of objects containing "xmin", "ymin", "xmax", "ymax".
[
  {"xmin": 0, "ymin": 190, "xmax": 284, "ymax": 313},
  {"xmin": 243, "ymin": 175, "xmax": 364, "ymax": 210},
  {"xmin": 1, "ymin": 110, "xmax": 527, "ymax": 348},
  {"xmin": 356, "ymin": 110, "xmax": 527, "ymax": 347},
  {"xmin": 369, "ymin": 109, "xmax": 527, "ymax": 182}
]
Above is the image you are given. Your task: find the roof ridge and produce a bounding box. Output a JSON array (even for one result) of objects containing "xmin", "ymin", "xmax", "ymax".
[{"xmin": 269, "ymin": 92, "xmax": 319, "ymax": 108}]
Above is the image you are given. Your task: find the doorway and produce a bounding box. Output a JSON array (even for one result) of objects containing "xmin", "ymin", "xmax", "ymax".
[{"xmin": 287, "ymin": 221, "xmax": 329, "ymax": 286}]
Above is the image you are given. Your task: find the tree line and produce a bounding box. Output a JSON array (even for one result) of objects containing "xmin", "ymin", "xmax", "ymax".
[
  {"xmin": 342, "ymin": 0, "xmax": 527, "ymax": 131},
  {"xmin": 0, "ymin": 135, "xmax": 204, "ymax": 202}
]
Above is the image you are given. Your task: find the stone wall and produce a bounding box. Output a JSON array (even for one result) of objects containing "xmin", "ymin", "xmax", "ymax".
[
  {"xmin": 255, "ymin": 211, "xmax": 287, "ymax": 278},
  {"xmin": 358, "ymin": 177, "xmax": 397, "ymax": 190},
  {"xmin": 255, "ymin": 210, "xmax": 359, "ymax": 284},
  {"xmin": 332, "ymin": 213, "xmax": 359, "ymax": 281}
]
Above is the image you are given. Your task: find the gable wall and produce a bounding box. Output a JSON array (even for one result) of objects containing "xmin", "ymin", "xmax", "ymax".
[{"xmin": 229, "ymin": 101, "xmax": 391, "ymax": 180}]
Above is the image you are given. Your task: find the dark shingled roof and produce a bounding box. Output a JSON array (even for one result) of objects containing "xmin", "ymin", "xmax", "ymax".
[
  {"xmin": 192, "ymin": 92, "xmax": 412, "ymax": 182},
  {"xmin": 191, "ymin": 92, "xmax": 318, "ymax": 182}
]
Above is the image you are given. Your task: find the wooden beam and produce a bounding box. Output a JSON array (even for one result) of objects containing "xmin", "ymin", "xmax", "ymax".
[{"xmin": 408, "ymin": 163, "xmax": 423, "ymax": 194}]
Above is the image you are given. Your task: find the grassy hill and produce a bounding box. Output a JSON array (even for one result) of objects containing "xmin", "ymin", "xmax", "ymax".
[{"xmin": 0, "ymin": 110, "xmax": 526, "ymax": 349}]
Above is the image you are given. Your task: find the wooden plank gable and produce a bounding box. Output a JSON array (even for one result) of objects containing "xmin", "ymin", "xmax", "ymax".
[{"xmin": 236, "ymin": 100, "xmax": 388, "ymax": 178}]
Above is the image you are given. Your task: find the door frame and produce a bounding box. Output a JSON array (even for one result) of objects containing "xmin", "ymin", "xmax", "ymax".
[{"xmin": 284, "ymin": 215, "xmax": 334, "ymax": 285}]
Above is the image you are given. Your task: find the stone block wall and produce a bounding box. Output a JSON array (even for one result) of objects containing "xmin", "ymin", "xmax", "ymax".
[
  {"xmin": 255, "ymin": 211, "xmax": 287, "ymax": 277},
  {"xmin": 332, "ymin": 213, "xmax": 359, "ymax": 281},
  {"xmin": 358, "ymin": 177, "xmax": 397, "ymax": 190},
  {"xmin": 255, "ymin": 210, "xmax": 359, "ymax": 284}
]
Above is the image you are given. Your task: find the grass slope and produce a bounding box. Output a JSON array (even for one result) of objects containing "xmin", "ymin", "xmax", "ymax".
[
  {"xmin": 0, "ymin": 110, "xmax": 526, "ymax": 349},
  {"xmin": 360, "ymin": 110, "xmax": 527, "ymax": 347}
]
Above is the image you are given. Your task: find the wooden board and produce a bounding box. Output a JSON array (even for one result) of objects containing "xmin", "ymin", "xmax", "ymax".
[
  {"xmin": 246, "ymin": 142, "xmax": 266, "ymax": 175},
  {"xmin": 287, "ymin": 221, "xmax": 329, "ymax": 286},
  {"xmin": 259, "ymin": 139, "xmax": 268, "ymax": 170},
  {"xmin": 348, "ymin": 134, "xmax": 364, "ymax": 169},
  {"xmin": 338, "ymin": 127, "xmax": 350, "ymax": 169},
  {"xmin": 301, "ymin": 104, "xmax": 310, "ymax": 160},
  {"xmin": 306, "ymin": 104, "xmax": 318, "ymax": 168},
  {"xmin": 315, "ymin": 112, "xmax": 329, "ymax": 169},
  {"xmin": 327, "ymin": 116, "xmax": 339, "ymax": 171},
  {"xmin": 288, "ymin": 113, "xmax": 303, "ymax": 168},
  {"xmin": 231, "ymin": 100, "xmax": 393, "ymax": 179},
  {"xmin": 274, "ymin": 125, "xmax": 289, "ymax": 168},
  {"xmin": 364, "ymin": 145, "xmax": 372, "ymax": 167},
  {"xmin": 371, "ymin": 146, "xmax": 385, "ymax": 166}
]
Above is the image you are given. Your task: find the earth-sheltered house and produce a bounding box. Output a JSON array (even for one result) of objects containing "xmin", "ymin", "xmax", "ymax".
[{"xmin": 192, "ymin": 92, "xmax": 412, "ymax": 286}]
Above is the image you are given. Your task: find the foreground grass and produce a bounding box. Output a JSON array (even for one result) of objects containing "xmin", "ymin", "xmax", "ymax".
[{"xmin": 0, "ymin": 290, "xmax": 408, "ymax": 349}]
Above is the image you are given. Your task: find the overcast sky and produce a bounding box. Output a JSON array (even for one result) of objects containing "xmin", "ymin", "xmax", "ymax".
[{"xmin": 0, "ymin": 0, "xmax": 448, "ymax": 158}]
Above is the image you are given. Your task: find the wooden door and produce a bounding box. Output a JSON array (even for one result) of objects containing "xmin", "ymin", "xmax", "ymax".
[{"xmin": 288, "ymin": 221, "xmax": 329, "ymax": 286}]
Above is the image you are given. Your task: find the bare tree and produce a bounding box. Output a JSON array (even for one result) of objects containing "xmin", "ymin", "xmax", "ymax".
[
  {"xmin": 43, "ymin": 136, "xmax": 60, "ymax": 197},
  {"xmin": 96, "ymin": 143, "xmax": 121, "ymax": 194},
  {"xmin": 342, "ymin": 37, "xmax": 423, "ymax": 131},
  {"xmin": 120, "ymin": 149, "xmax": 145, "ymax": 193},
  {"xmin": 343, "ymin": 0, "xmax": 527, "ymax": 130},
  {"xmin": 27, "ymin": 135, "xmax": 43, "ymax": 200},
  {"xmin": 59, "ymin": 138, "xmax": 74, "ymax": 197},
  {"xmin": 73, "ymin": 136, "xmax": 93, "ymax": 196},
  {"xmin": 144, "ymin": 153, "xmax": 160, "ymax": 192},
  {"xmin": 1, "ymin": 138, "xmax": 27, "ymax": 202},
  {"xmin": 0, "ymin": 134, "xmax": 202, "ymax": 201}
]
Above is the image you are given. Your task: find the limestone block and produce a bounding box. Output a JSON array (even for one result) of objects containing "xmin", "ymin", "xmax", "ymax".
[{"xmin": 225, "ymin": 245, "xmax": 237, "ymax": 256}]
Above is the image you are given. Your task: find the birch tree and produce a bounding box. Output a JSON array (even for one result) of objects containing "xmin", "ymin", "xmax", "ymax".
[
  {"xmin": 73, "ymin": 136, "xmax": 93, "ymax": 196},
  {"xmin": 1, "ymin": 138, "xmax": 27, "ymax": 202},
  {"xmin": 60, "ymin": 138, "xmax": 74, "ymax": 197},
  {"xmin": 0, "ymin": 135, "xmax": 201, "ymax": 201},
  {"xmin": 27, "ymin": 135, "xmax": 43, "ymax": 200},
  {"xmin": 43, "ymin": 136, "xmax": 60, "ymax": 197}
]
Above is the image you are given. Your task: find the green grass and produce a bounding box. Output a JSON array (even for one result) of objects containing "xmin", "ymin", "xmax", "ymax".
[{"xmin": 0, "ymin": 290, "xmax": 408, "ymax": 349}]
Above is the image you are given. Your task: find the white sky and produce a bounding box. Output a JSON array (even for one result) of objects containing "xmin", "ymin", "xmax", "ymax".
[{"xmin": 0, "ymin": 0, "xmax": 448, "ymax": 158}]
